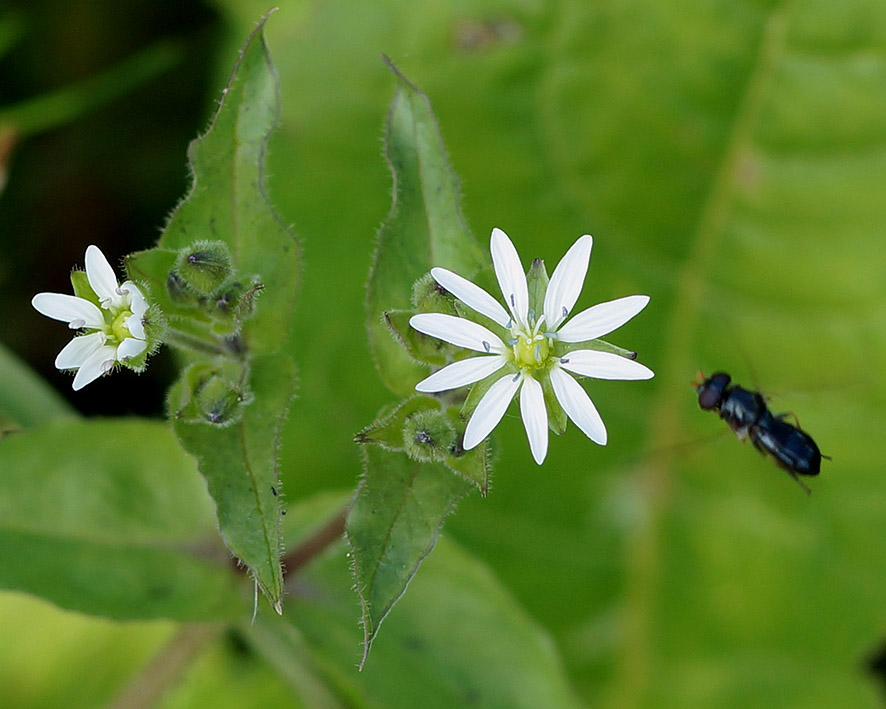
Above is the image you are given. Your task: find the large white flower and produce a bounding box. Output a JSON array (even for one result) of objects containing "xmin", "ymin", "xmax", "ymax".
[
  {"xmin": 409, "ymin": 228, "xmax": 653, "ymax": 464},
  {"xmin": 32, "ymin": 245, "xmax": 149, "ymax": 390}
]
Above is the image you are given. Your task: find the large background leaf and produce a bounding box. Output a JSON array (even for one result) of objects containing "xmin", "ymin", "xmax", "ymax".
[
  {"xmin": 2, "ymin": 0, "xmax": 885, "ymax": 706},
  {"xmin": 0, "ymin": 419, "xmax": 241, "ymax": 620}
]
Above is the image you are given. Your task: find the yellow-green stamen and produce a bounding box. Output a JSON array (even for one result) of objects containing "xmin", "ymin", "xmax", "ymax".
[
  {"xmin": 513, "ymin": 332, "xmax": 550, "ymax": 370},
  {"xmin": 110, "ymin": 309, "xmax": 134, "ymax": 343}
]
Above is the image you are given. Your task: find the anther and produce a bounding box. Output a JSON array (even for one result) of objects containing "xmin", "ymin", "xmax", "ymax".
[
  {"xmin": 562, "ymin": 305, "xmax": 568, "ymax": 318},
  {"xmin": 507, "ymin": 337, "xmax": 518, "ymax": 346},
  {"xmin": 482, "ymin": 340, "xmax": 491, "ymax": 353},
  {"xmin": 560, "ymin": 357, "xmax": 570, "ymax": 364},
  {"xmin": 68, "ymin": 318, "xmax": 86, "ymax": 329}
]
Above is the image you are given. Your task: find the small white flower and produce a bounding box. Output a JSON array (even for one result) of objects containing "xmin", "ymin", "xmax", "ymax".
[
  {"xmin": 409, "ymin": 228, "xmax": 653, "ymax": 464},
  {"xmin": 32, "ymin": 245, "xmax": 149, "ymax": 390}
]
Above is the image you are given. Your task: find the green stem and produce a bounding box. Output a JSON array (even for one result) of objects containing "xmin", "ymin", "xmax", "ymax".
[
  {"xmin": 281, "ymin": 506, "xmax": 348, "ymax": 586},
  {"xmin": 105, "ymin": 623, "xmax": 225, "ymax": 709},
  {"xmin": 0, "ymin": 40, "xmax": 181, "ymax": 137},
  {"xmin": 163, "ymin": 329, "xmax": 231, "ymax": 358}
]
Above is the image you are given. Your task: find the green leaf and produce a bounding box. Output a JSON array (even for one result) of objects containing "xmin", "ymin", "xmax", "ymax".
[
  {"xmin": 171, "ymin": 353, "xmax": 294, "ymax": 612},
  {"xmin": 0, "ymin": 419, "xmax": 241, "ymax": 620},
  {"xmin": 127, "ymin": 10, "xmax": 300, "ymax": 356},
  {"xmin": 347, "ymin": 445, "xmax": 475, "ymax": 668},
  {"xmin": 126, "ymin": 12, "xmax": 299, "ymax": 614},
  {"xmin": 367, "ymin": 57, "xmax": 486, "ymax": 396},
  {"xmin": 246, "ymin": 491, "xmax": 582, "ymax": 708},
  {"xmin": 0, "ymin": 341, "xmax": 76, "ymax": 427}
]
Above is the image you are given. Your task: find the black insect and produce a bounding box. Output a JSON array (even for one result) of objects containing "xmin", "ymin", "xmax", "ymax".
[{"xmin": 694, "ymin": 371, "xmax": 827, "ymax": 494}]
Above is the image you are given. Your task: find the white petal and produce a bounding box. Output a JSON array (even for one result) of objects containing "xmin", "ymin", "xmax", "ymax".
[
  {"xmin": 431, "ymin": 268, "xmax": 510, "ymax": 328},
  {"xmin": 557, "ymin": 295, "xmax": 650, "ymax": 343},
  {"xmin": 490, "ymin": 228, "xmax": 529, "ymax": 326},
  {"xmin": 559, "ymin": 350, "xmax": 654, "ymax": 380},
  {"xmin": 519, "ymin": 375, "xmax": 548, "ymax": 464},
  {"xmin": 415, "ymin": 355, "xmax": 506, "ymax": 393},
  {"xmin": 32, "ymin": 293, "xmax": 105, "ymax": 329},
  {"xmin": 549, "ymin": 367, "xmax": 607, "ymax": 445},
  {"xmin": 116, "ymin": 337, "xmax": 147, "ymax": 361},
  {"xmin": 409, "ymin": 313, "xmax": 505, "ymax": 354},
  {"xmin": 543, "ymin": 234, "xmax": 592, "ymax": 331},
  {"xmin": 123, "ymin": 288, "xmax": 146, "ymax": 339},
  {"xmin": 85, "ymin": 244, "xmax": 122, "ymax": 306},
  {"xmin": 463, "ymin": 373, "xmax": 521, "ymax": 450},
  {"xmin": 54, "ymin": 332, "xmax": 106, "ymax": 370},
  {"xmin": 71, "ymin": 344, "xmax": 118, "ymax": 391},
  {"xmin": 121, "ymin": 281, "xmax": 149, "ymax": 316},
  {"xmin": 125, "ymin": 312, "xmax": 146, "ymax": 340}
]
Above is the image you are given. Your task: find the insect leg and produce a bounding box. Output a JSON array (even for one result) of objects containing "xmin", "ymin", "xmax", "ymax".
[
  {"xmin": 776, "ymin": 411, "xmax": 803, "ymax": 429},
  {"xmin": 787, "ymin": 468, "xmax": 812, "ymax": 496}
]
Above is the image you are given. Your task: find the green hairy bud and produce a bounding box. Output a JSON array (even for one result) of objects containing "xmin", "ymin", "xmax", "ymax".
[
  {"xmin": 172, "ymin": 362, "xmax": 251, "ymax": 427},
  {"xmin": 174, "ymin": 241, "xmax": 233, "ymax": 295},
  {"xmin": 402, "ymin": 410, "xmax": 457, "ymax": 462},
  {"xmin": 411, "ymin": 273, "xmax": 457, "ymax": 315}
]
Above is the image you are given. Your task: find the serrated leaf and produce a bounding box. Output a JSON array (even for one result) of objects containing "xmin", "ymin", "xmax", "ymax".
[
  {"xmin": 367, "ymin": 58, "xmax": 486, "ymax": 396},
  {"xmin": 245, "ymin": 491, "xmax": 582, "ymax": 709},
  {"xmin": 347, "ymin": 445, "xmax": 474, "ymax": 668},
  {"xmin": 0, "ymin": 419, "xmax": 241, "ymax": 620},
  {"xmin": 171, "ymin": 352, "xmax": 294, "ymax": 612}
]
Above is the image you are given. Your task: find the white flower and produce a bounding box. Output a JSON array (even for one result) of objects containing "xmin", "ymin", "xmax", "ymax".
[
  {"xmin": 409, "ymin": 228, "xmax": 653, "ymax": 464},
  {"xmin": 32, "ymin": 245, "xmax": 149, "ymax": 390}
]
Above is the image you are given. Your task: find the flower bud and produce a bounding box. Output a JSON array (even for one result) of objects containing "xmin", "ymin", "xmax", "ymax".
[
  {"xmin": 195, "ymin": 376, "xmax": 246, "ymax": 426},
  {"xmin": 411, "ymin": 273, "xmax": 457, "ymax": 315},
  {"xmin": 402, "ymin": 410, "xmax": 457, "ymax": 462},
  {"xmin": 174, "ymin": 241, "xmax": 233, "ymax": 295},
  {"xmin": 171, "ymin": 362, "xmax": 251, "ymax": 427},
  {"xmin": 214, "ymin": 278, "xmax": 262, "ymax": 319},
  {"xmin": 166, "ymin": 269, "xmax": 194, "ymax": 304}
]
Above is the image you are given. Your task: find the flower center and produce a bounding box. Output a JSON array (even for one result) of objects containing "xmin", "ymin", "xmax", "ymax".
[
  {"xmin": 109, "ymin": 309, "xmax": 135, "ymax": 343},
  {"xmin": 513, "ymin": 332, "xmax": 550, "ymax": 370}
]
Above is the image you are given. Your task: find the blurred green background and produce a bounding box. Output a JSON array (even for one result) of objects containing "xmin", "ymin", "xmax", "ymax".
[{"xmin": 2, "ymin": 0, "xmax": 886, "ymax": 706}]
